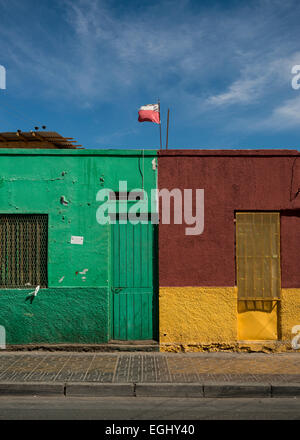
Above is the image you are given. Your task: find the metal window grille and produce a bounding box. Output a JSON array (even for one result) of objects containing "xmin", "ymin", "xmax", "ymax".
[
  {"xmin": 236, "ymin": 212, "xmax": 281, "ymax": 301},
  {"xmin": 0, "ymin": 214, "xmax": 48, "ymax": 288}
]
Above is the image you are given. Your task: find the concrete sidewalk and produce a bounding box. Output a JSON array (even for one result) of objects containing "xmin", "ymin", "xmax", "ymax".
[{"xmin": 0, "ymin": 351, "xmax": 300, "ymax": 398}]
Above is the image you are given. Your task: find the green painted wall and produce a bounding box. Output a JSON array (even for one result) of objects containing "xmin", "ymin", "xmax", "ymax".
[
  {"xmin": 0, "ymin": 149, "xmax": 157, "ymax": 345},
  {"xmin": 0, "ymin": 288, "xmax": 108, "ymax": 344}
]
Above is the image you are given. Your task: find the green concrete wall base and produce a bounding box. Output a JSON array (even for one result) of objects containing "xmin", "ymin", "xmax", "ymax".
[{"xmin": 0, "ymin": 288, "xmax": 109, "ymax": 344}]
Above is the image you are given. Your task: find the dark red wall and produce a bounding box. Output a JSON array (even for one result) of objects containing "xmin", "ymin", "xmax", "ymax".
[{"xmin": 157, "ymin": 150, "xmax": 300, "ymax": 287}]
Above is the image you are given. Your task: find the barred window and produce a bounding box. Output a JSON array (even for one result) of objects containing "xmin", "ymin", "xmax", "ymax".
[
  {"xmin": 236, "ymin": 212, "xmax": 280, "ymax": 301},
  {"xmin": 0, "ymin": 214, "xmax": 48, "ymax": 288}
]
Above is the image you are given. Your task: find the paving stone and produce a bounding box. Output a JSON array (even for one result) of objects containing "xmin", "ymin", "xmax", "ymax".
[
  {"xmin": 0, "ymin": 355, "xmax": 47, "ymax": 381},
  {"xmin": 0, "ymin": 352, "xmax": 300, "ymax": 385},
  {"xmin": 129, "ymin": 354, "xmax": 142, "ymax": 383},
  {"xmin": 142, "ymin": 355, "xmax": 157, "ymax": 382},
  {"xmin": 84, "ymin": 355, "xmax": 116, "ymax": 382},
  {"xmin": 153, "ymin": 355, "xmax": 171, "ymax": 382},
  {"xmin": 25, "ymin": 356, "xmax": 70, "ymax": 381},
  {"xmin": 55, "ymin": 354, "xmax": 94, "ymax": 381},
  {"xmin": 114, "ymin": 355, "xmax": 130, "ymax": 383}
]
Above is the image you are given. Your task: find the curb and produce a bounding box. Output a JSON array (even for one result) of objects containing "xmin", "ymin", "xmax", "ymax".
[
  {"xmin": 66, "ymin": 383, "xmax": 134, "ymax": 397},
  {"xmin": 135, "ymin": 383, "xmax": 204, "ymax": 397},
  {"xmin": 0, "ymin": 382, "xmax": 299, "ymax": 398},
  {"xmin": 0, "ymin": 382, "xmax": 65, "ymax": 396},
  {"xmin": 271, "ymin": 384, "xmax": 300, "ymax": 397},
  {"xmin": 203, "ymin": 383, "xmax": 270, "ymax": 398}
]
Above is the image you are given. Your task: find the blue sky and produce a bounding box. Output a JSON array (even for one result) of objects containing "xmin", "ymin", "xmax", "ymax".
[{"xmin": 1, "ymin": 0, "xmax": 300, "ymax": 149}]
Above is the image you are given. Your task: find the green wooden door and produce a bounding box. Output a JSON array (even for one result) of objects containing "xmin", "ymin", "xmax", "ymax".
[{"xmin": 111, "ymin": 219, "xmax": 156, "ymax": 340}]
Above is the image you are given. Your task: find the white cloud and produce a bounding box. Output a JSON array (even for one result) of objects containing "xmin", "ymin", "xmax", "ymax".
[
  {"xmin": 207, "ymin": 77, "xmax": 265, "ymax": 106},
  {"xmin": 257, "ymin": 95, "xmax": 300, "ymax": 130},
  {"xmin": 1, "ymin": 0, "xmax": 300, "ymax": 134},
  {"xmin": 206, "ymin": 54, "xmax": 300, "ymax": 107},
  {"xmin": 276, "ymin": 96, "xmax": 300, "ymax": 122}
]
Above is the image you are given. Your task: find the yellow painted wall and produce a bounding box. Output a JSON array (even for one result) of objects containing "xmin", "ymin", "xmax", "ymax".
[
  {"xmin": 159, "ymin": 287, "xmax": 237, "ymax": 346},
  {"xmin": 159, "ymin": 287, "xmax": 300, "ymax": 352},
  {"xmin": 237, "ymin": 301, "xmax": 278, "ymax": 340},
  {"xmin": 281, "ymin": 289, "xmax": 300, "ymax": 342}
]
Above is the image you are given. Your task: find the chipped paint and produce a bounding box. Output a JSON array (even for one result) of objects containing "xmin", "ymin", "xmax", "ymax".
[
  {"xmin": 160, "ymin": 342, "xmax": 292, "ymax": 353},
  {"xmin": 27, "ymin": 286, "xmax": 40, "ymax": 297},
  {"xmin": 60, "ymin": 195, "xmax": 69, "ymax": 206}
]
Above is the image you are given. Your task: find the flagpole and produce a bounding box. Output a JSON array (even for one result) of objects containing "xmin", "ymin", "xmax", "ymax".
[
  {"xmin": 158, "ymin": 99, "xmax": 162, "ymax": 150},
  {"xmin": 166, "ymin": 108, "xmax": 170, "ymax": 149}
]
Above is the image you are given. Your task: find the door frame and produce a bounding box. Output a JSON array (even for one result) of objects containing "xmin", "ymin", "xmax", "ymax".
[{"xmin": 108, "ymin": 214, "xmax": 159, "ymax": 341}]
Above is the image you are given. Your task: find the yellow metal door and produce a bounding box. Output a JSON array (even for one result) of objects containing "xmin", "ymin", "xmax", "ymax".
[{"xmin": 236, "ymin": 212, "xmax": 280, "ymax": 340}]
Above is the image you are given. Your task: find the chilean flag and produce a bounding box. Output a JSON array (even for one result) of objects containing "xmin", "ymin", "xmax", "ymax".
[{"xmin": 138, "ymin": 103, "xmax": 160, "ymax": 124}]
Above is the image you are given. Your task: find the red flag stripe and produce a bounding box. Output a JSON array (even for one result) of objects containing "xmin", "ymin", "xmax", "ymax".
[
  {"xmin": 138, "ymin": 105, "xmax": 160, "ymax": 124},
  {"xmin": 138, "ymin": 110, "xmax": 160, "ymax": 124}
]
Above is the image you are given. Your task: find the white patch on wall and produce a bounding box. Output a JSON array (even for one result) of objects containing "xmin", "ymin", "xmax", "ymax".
[
  {"xmin": 28, "ymin": 285, "xmax": 40, "ymax": 298},
  {"xmin": 71, "ymin": 236, "xmax": 84, "ymax": 245}
]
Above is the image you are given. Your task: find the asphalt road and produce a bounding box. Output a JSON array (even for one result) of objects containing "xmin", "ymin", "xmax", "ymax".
[{"xmin": 0, "ymin": 396, "xmax": 299, "ymax": 420}]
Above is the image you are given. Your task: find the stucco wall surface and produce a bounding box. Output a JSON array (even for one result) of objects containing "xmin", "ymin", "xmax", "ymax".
[
  {"xmin": 159, "ymin": 287, "xmax": 300, "ymax": 351},
  {"xmin": 157, "ymin": 152, "xmax": 300, "ymax": 287},
  {"xmin": 281, "ymin": 289, "xmax": 300, "ymax": 341},
  {"xmin": 159, "ymin": 287, "xmax": 237, "ymax": 345},
  {"xmin": 0, "ymin": 288, "xmax": 108, "ymax": 344}
]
